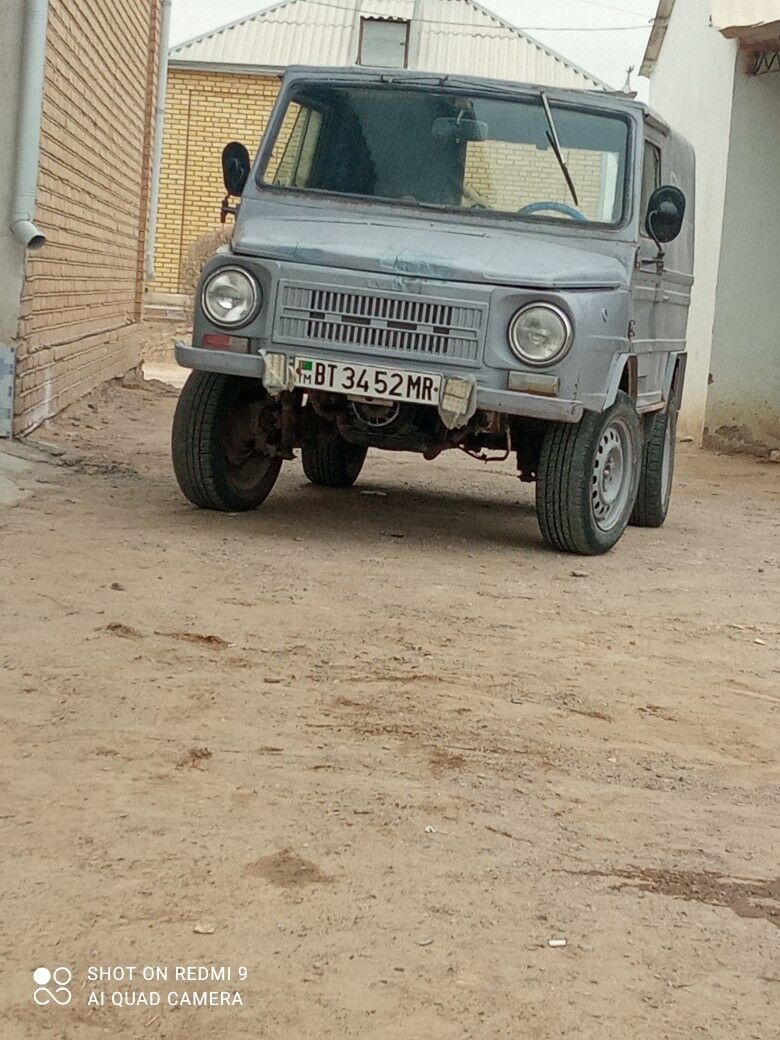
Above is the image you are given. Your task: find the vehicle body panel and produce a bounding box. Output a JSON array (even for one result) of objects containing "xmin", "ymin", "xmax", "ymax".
[
  {"xmin": 179, "ymin": 65, "xmax": 695, "ymax": 428},
  {"xmin": 232, "ymin": 196, "xmax": 631, "ymax": 289}
]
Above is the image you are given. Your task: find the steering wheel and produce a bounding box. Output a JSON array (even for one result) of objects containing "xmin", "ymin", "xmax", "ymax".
[{"xmin": 518, "ymin": 201, "xmax": 587, "ymax": 222}]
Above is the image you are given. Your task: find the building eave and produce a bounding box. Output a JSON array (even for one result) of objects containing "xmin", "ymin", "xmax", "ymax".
[
  {"xmin": 640, "ymin": 0, "xmax": 676, "ymax": 77},
  {"xmin": 711, "ymin": 0, "xmax": 780, "ymax": 39},
  {"xmin": 718, "ymin": 19, "xmax": 780, "ymax": 41},
  {"xmin": 169, "ymin": 59, "xmax": 285, "ymax": 76}
]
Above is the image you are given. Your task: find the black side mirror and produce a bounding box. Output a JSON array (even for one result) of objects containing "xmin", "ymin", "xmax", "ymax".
[
  {"xmin": 645, "ymin": 185, "xmax": 686, "ymax": 244},
  {"xmin": 221, "ymin": 141, "xmax": 250, "ymax": 197}
]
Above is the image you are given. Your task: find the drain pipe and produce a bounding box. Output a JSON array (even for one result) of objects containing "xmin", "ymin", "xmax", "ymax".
[
  {"xmin": 11, "ymin": 0, "xmax": 49, "ymax": 250},
  {"xmin": 409, "ymin": 0, "xmax": 425, "ymax": 68},
  {"xmin": 145, "ymin": 0, "xmax": 173, "ymax": 282}
]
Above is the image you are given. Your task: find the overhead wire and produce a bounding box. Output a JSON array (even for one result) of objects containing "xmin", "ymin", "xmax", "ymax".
[{"xmin": 563, "ymin": 0, "xmax": 654, "ymax": 15}]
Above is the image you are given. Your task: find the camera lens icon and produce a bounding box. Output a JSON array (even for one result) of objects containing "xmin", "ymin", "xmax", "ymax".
[{"xmin": 33, "ymin": 966, "xmax": 72, "ymax": 1006}]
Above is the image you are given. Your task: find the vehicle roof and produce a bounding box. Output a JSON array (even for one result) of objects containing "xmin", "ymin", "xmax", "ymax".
[{"xmin": 280, "ymin": 64, "xmax": 668, "ymax": 128}]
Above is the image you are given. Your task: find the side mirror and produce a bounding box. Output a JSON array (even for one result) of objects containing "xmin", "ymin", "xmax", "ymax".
[
  {"xmin": 221, "ymin": 141, "xmax": 250, "ymax": 197},
  {"xmin": 645, "ymin": 185, "xmax": 686, "ymax": 244}
]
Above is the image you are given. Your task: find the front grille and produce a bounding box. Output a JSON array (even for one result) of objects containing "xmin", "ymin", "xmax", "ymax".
[{"xmin": 274, "ymin": 283, "xmax": 484, "ymax": 363}]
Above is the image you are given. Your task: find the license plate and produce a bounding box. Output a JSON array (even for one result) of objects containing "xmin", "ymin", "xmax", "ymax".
[{"xmin": 293, "ymin": 357, "xmax": 441, "ymax": 405}]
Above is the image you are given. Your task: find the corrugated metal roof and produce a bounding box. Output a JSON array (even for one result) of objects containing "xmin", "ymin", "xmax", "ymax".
[{"xmin": 170, "ymin": 0, "xmax": 610, "ymax": 90}]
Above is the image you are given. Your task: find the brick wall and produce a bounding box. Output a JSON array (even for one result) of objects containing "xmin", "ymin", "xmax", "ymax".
[
  {"xmin": 14, "ymin": 0, "xmax": 159, "ymax": 435},
  {"xmin": 154, "ymin": 69, "xmax": 284, "ymax": 294},
  {"xmin": 464, "ymin": 142, "xmax": 605, "ymax": 217}
]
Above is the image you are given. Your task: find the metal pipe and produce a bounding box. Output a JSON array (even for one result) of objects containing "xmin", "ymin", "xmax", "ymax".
[
  {"xmin": 11, "ymin": 0, "xmax": 49, "ymax": 250},
  {"xmin": 348, "ymin": 0, "xmax": 367, "ymax": 65},
  {"xmin": 409, "ymin": 0, "xmax": 425, "ymax": 68},
  {"xmin": 144, "ymin": 0, "xmax": 173, "ymax": 282}
]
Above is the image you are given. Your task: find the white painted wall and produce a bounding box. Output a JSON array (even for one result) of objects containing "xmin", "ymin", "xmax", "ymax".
[
  {"xmin": 0, "ymin": 0, "xmax": 26, "ymax": 345},
  {"xmin": 646, "ymin": 0, "xmax": 738, "ymax": 442},
  {"xmin": 706, "ymin": 64, "xmax": 780, "ymax": 451}
]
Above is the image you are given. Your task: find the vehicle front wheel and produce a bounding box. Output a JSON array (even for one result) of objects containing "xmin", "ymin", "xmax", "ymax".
[
  {"xmin": 629, "ymin": 407, "xmax": 675, "ymax": 528},
  {"xmin": 301, "ymin": 438, "xmax": 368, "ymax": 488},
  {"xmin": 536, "ymin": 391, "xmax": 641, "ymax": 555},
  {"xmin": 171, "ymin": 370, "xmax": 283, "ymax": 511}
]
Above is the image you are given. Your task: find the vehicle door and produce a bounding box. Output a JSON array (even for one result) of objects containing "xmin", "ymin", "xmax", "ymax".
[{"xmin": 632, "ymin": 130, "xmax": 666, "ymax": 410}]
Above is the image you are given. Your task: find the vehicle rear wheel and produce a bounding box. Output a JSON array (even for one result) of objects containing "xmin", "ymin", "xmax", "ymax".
[
  {"xmin": 630, "ymin": 407, "xmax": 676, "ymax": 528},
  {"xmin": 536, "ymin": 391, "xmax": 641, "ymax": 555},
  {"xmin": 171, "ymin": 370, "xmax": 283, "ymax": 511},
  {"xmin": 301, "ymin": 438, "xmax": 368, "ymax": 488}
]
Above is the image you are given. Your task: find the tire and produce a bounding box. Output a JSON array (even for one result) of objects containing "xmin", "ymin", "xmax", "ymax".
[
  {"xmin": 536, "ymin": 391, "xmax": 642, "ymax": 555},
  {"xmin": 301, "ymin": 439, "xmax": 368, "ymax": 488},
  {"xmin": 630, "ymin": 408, "xmax": 676, "ymax": 528},
  {"xmin": 171, "ymin": 370, "xmax": 283, "ymax": 511}
]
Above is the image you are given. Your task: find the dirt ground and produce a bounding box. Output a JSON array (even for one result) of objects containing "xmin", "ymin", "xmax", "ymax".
[{"xmin": 1, "ymin": 373, "xmax": 778, "ymax": 1040}]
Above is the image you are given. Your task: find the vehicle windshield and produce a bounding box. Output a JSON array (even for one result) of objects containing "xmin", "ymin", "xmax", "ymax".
[{"xmin": 262, "ymin": 83, "xmax": 630, "ymax": 227}]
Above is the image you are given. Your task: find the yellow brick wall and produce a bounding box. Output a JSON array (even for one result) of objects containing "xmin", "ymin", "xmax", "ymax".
[
  {"xmin": 14, "ymin": 0, "xmax": 159, "ymax": 434},
  {"xmin": 464, "ymin": 142, "xmax": 605, "ymax": 218},
  {"xmin": 154, "ymin": 69, "xmax": 284, "ymax": 294}
]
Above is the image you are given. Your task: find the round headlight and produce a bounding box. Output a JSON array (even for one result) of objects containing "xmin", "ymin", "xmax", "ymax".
[
  {"xmin": 508, "ymin": 303, "xmax": 572, "ymax": 367},
  {"xmin": 201, "ymin": 267, "xmax": 260, "ymax": 327}
]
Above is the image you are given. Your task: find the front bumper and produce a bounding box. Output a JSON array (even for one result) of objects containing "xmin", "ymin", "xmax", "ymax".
[{"xmin": 174, "ymin": 342, "xmax": 584, "ymax": 423}]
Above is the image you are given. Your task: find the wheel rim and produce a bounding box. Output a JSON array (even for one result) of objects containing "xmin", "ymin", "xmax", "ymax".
[
  {"xmin": 223, "ymin": 399, "xmax": 276, "ymax": 493},
  {"xmin": 661, "ymin": 416, "xmax": 673, "ymax": 508},
  {"xmin": 591, "ymin": 417, "xmax": 635, "ymax": 532}
]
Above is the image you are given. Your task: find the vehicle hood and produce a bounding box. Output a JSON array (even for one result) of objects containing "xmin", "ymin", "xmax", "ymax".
[{"xmin": 232, "ymin": 197, "xmax": 632, "ymax": 290}]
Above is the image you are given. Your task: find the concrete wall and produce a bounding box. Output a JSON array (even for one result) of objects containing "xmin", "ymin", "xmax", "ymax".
[
  {"xmin": 0, "ymin": 1, "xmax": 26, "ymax": 345},
  {"xmin": 705, "ymin": 63, "xmax": 780, "ymax": 454},
  {"xmin": 647, "ymin": 0, "xmax": 738, "ymax": 442},
  {"xmin": 13, "ymin": 0, "xmax": 160, "ymax": 434}
]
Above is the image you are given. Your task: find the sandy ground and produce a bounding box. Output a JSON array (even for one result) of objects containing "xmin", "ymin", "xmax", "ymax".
[{"xmin": 1, "ymin": 372, "xmax": 778, "ymax": 1040}]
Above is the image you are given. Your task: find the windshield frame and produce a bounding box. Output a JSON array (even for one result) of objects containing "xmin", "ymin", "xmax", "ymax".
[{"xmin": 253, "ymin": 78, "xmax": 636, "ymax": 234}]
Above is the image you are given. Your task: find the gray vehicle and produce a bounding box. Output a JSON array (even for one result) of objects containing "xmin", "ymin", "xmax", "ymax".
[{"xmin": 172, "ymin": 66, "xmax": 694, "ymax": 555}]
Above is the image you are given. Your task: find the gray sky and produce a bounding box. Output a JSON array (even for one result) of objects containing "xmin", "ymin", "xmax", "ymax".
[{"xmin": 169, "ymin": 0, "xmax": 658, "ymax": 96}]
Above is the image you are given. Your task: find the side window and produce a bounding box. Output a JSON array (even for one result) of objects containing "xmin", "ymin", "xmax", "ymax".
[
  {"xmin": 358, "ymin": 18, "xmax": 409, "ymax": 68},
  {"xmin": 640, "ymin": 140, "xmax": 661, "ymax": 229},
  {"xmin": 272, "ymin": 105, "xmax": 323, "ymax": 188}
]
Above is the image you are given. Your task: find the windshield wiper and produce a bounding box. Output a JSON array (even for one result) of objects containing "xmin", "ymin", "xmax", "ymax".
[{"xmin": 540, "ymin": 93, "xmax": 579, "ymax": 208}]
